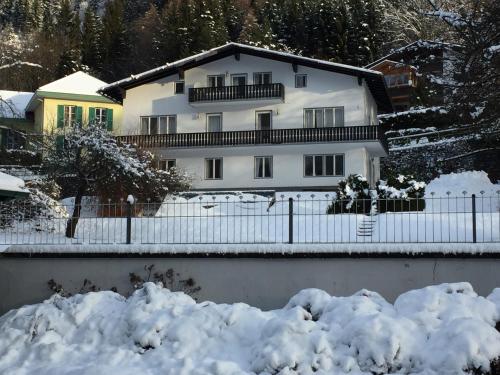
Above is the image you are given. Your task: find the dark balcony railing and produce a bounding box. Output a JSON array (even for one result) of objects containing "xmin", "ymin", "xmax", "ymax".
[
  {"xmin": 117, "ymin": 126, "xmax": 386, "ymax": 150},
  {"xmin": 188, "ymin": 83, "xmax": 284, "ymax": 103}
]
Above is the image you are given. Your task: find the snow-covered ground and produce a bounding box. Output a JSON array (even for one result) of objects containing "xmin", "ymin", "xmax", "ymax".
[
  {"xmin": 0, "ymin": 172, "xmax": 498, "ymax": 246},
  {"xmin": 1, "ymin": 282, "xmax": 500, "ymax": 374}
]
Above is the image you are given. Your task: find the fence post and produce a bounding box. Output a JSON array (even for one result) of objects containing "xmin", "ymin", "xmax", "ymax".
[
  {"xmin": 288, "ymin": 198, "xmax": 293, "ymax": 244},
  {"xmin": 126, "ymin": 200, "xmax": 132, "ymax": 245},
  {"xmin": 471, "ymin": 194, "xmax": 477, "ymax": 243}
]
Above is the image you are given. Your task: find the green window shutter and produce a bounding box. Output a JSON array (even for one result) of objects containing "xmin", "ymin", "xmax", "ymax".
[
  {"xmin": 89, "ymin": 107, "xmax": 95, "ymax": 124},
  {"xmin": 106, "ymin": 108, "xmax": 113, "ymax": 131},
  {"xmin": 56, "ymin": 135, "xmax": 64, "ymax": 152},
  {"xmin": 57, "ymin": 105, "xmax": 64, "ymax": 128},
  {"xmin": 76, "ymin": 106, "xmax": 83, "ymax": 125}
]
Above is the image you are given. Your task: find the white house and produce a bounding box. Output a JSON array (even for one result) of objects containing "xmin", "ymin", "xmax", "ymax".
[{"xmin": 101, "ymin": 43, "xmax": 392, "ymax": 191}]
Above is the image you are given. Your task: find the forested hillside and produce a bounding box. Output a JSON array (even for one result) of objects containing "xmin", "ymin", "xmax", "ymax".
[{"xmin": 0, "ymin": 0, "xmax": 450, "ymax": 89}]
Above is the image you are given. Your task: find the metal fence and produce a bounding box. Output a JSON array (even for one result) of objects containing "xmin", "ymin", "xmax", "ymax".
[{"xmin": 0, "ymin": 193, "xmax": 498, "ymax": 245}]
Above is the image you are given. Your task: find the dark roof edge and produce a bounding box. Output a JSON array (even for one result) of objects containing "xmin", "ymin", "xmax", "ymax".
[{"xmin": 99, "ymin": 43, "xmax": 392, "ymax": 113}]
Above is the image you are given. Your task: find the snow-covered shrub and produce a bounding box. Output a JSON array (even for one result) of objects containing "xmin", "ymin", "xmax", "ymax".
[
  {"xmin": 376, "ymin": 175, "xmax": 426, "ymax": 212},
  {"xmin": 0, "ymin": 148, "xmax": 41, "ymax": 165},
  {"xmin": 0, "ymin": 178, "xmax": 67, "ymax": 231},
  {"xmin": 327, "ymin": 174, "xmax": 375, "ymax": 214}
]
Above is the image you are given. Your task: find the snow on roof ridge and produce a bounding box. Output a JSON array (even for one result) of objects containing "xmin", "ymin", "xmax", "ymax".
[
  {"xmin": 101, "ymin": 42, "xmax": 382, "ymax": 91},
  {"xmin": 39, "ymin": 71, "xmax": 108, "ymax": 96}
]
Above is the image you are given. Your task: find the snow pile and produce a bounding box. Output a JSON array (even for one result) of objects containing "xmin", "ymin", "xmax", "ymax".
[
  {"xmin": 425, "ymin": 171, "xmax": 499, "ymax": 213},
  {"xmin": 1, "ymin": 282, "xmax": 500, "ymax": 374}
]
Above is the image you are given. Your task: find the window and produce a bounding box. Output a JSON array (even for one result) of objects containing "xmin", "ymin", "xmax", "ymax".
[
  {"xmin": 140, "ymin": 116, "xmax": 177, "ymax": 134},
  {"xmin": 231, "ymin": 74, "xmax": 247, "ymax": 86},
  {"xmin": 384, "ymin": 73, "xmax": 411, "ymax": 87},
  {"xmin": 255, "ymin": 156, "xmax": 273, "ymax": 178},
  {"xmin": 159, "ymin": 159, "xmax": 176, "ymax": 171},
  {"xmin": 304, "ymin": 107, "xmax": 344, "ymax": 128},
  {"xmin": 206, "ymin": 113, "xmax": 222, "ymax": 132},
  {"xmin": 205, "ymin": 158, "xmax": 223, "ymax": 179},
  {"xmin": 64, "ymin": 105, "xmax": 76, "ymax": 127},
  {"xmin": 207, "ymin": 75, "xmax": 225, "ymax": 87},
  {"xmin": 254, "ymin": 72, "xmax": 272, "ymax": 85},
  {"xmin": 175, "ymin": 81, "xmax": 185, "ymax": 94},
  {"xmin": 304, "ymin": 154, "xmax": 344, "ymax": 177},
  {"xmin": 295, "ymin": 74, "xmax": 307, "ymax": 88},
  {"xmin": 95, "ymin": 108, "xmax": 108, "ymax": 124}
]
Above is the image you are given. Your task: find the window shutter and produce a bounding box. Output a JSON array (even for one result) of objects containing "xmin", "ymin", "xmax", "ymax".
[
  {"xmin": 56, "ymin": 135, "xmax": 64, "ymax": 152},
  {"xmin": 89, "ymin": 107, "xmax": 95, "ymax": 124},
  {"xmin": 57, "ymin": 105, "xmax": 64, "ymax": 128},
  {"xmin": 76, "ymin": 106, "xmax": 83, "ymax": 125},
  {"xmin": 106, "ymin": 108, "xmax": 113, "ymax": 131}
]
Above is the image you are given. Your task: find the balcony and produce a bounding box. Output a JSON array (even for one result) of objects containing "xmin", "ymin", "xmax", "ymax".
[
  {"xmin": 117, "ymin": 126, "xmax": 387, "ymax": 152},
  {"xmin": 188, "ymin": 83, "xmax": 284, "ymax": 104}
]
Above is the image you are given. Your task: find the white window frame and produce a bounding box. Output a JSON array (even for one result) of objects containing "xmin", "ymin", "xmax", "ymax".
[
  {"xmin": 140, "ymin": 115, "xmax": 177, "ymax": 135},
  {"xmin": 95, "ymin": 107, "xmax": 108, "ymax": 124},
  {"xmin": 206, "ymin": 113, "xmax": 222, "ymax": 132},
  {"xmin": 174, "ymin": 81, "xmax": 185, "ymax": 94},
  {"xmin": 253, "ymin": 72, "xmax": 272, "ymax": 85},
  {"xmin": 207, "ymin": 75, "xmax": 225, "ymax": 87},
  {"xmin": 231, "ymin": 73, "xmax": 248, "ymax": 86},
  {"xmin": 304, "ymin": 154, "xmax": 344, "ymax": 177},
  {"xmin": 254, "ymin": 156, "xmax": 273, "ymax": 179},
  {"xmin": 159, "ymin": 159, "xmax": 176, "ymax": 171},
  {"xmin": 304, "ymin": 107, "xmax": 344, "ymax": 128},
  {"xmin": 64, "ymin": 105, "xmax": 76, "ymax": 127},
  {"xmin": 205, "ymin": 158, "xmax": 223, "ymax": 180},
  {"xmin": 295, "ymin": 74, "xmax": 307, "ymax": 88}
]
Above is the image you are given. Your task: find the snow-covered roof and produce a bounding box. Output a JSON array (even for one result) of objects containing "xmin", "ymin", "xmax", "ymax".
[
  {"xmin": 0, "ymin": 90, "xmax": 33, "ymax": 118},
  {"xmin": 100, "ymin": 42, "xmax": 393, "ymax": 113},
  {"xmin": 0, "ymin": 171, "xmax": 29, "ymax": 197},
  {"xmin": 38, "ymin": 71, "xmax": 108, "ymax": 96}
]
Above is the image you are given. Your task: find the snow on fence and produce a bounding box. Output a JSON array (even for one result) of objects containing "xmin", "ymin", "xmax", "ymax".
[{"xmin": 0, "ymin": 193, "xmax": 498, "ymax": 245}]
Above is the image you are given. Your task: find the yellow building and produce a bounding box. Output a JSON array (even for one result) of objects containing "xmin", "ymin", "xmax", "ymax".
[{"xmin": 25, "ymin": 71, "xmax": 122, "ymax": 134}]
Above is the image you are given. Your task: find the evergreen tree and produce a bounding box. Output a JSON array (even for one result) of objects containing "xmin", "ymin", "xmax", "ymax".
[
  {"xmin": 55, "ymin": 0, "xmax": 82, "ymax": 78},
  {"xmin": 81, "ymin": 6, "xmax": 103, "ymax": 74},
  {"xmin": 130, "ymin": 3, "xmax": 162, "ymax": 72},
  {"xmin": 101, "ymin": 0, "xmax": 129, "ymax": 81},
  {"xmin": 157, "ymin": 0, "xmax": 193, "ymax": 63}
]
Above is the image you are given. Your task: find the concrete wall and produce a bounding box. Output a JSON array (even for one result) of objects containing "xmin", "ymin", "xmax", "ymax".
[{"xmin": 1, "ymin": 255, "xmax": 499, "ymax": 315}]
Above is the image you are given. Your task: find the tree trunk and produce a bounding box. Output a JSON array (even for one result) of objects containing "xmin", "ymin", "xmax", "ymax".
[{"xmin": 65, "ymin": 184, "xmax": 87, "ymax": 238}]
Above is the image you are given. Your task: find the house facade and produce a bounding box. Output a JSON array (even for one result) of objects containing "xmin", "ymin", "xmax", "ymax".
[
  {"xmin": 102, "ymin": 43, "xmax": 392, "ymax": 191},
  {"xmin": 25, "ymin": 71, "xmax": 122, "ymax": 135}
]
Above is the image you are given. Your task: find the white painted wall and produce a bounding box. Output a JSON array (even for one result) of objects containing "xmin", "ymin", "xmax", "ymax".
[
  {"xmin": 121, "ymin": 53, "xmax": 384, "ymax": 190},
  {"xmin": 157, "ymin": 144, "xmax": 368, "ymax": 190},
  {"xmin": 122, "ymin": 54, "xmax": 378, "ymax": 135}
]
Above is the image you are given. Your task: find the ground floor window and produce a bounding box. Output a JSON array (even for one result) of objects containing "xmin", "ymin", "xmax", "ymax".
[
  {"xmin": 95, "ymin": 108, "xmax": 108, "ymax": 124},
  {"xmin": 304, "ymin": 154, "xmax": 344, "ymax": 177},
  {"xmin": 141, "ymin": 115, "xmax": 177, "ymax": 135},
  {"xmin": 158, "ymin": 159, "xmax": 176, "ymax": 171},
  {"xmin": 255, "ymin": 156, "xmax": 273, "ymax": 178},
  {"xmin": 64, "ymin": 105, "xmax": 77, "ymax": 127},
  {"xmin": 205, "ymin": 158, "xmax": 223, "ymax": 179}
]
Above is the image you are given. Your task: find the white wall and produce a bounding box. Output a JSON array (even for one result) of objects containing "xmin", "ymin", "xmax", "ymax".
[
  {"xmin": 157, "ymin": 144, "xmax": 368, "ymax": 190},
  {"xmin": 122, "ymin": 54, "xmax": 375, "ymax": 135}
]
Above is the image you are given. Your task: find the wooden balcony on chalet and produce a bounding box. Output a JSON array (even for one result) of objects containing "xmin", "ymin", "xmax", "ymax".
[
  {"xmin": 188, "ymin": 83, "xmax": 284, "ymax": 104},
  {"xmin": 117, "ymin": 125, "xmax": 388, "ymax": 152}
]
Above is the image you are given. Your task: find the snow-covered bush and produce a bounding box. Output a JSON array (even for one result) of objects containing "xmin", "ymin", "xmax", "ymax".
[
  {"xmin": 327, "ymin": 174, "xmax": 375, "ymax": 214},
  {"xmin": 376, "ymin": 174, "xmax": 426, "ymax": 212},
  {"xmin": 1, "ymin": 282, "xmax": 500, "ymax": 374},
  {"xmin": 0, "ymin": 178, "xmax": 67, "ymax": 231}
]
